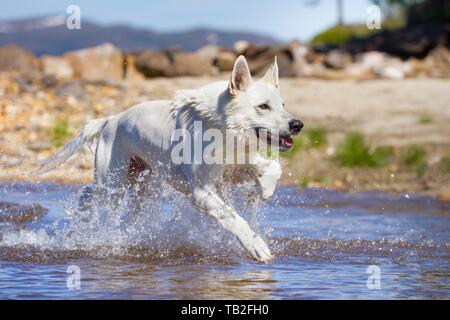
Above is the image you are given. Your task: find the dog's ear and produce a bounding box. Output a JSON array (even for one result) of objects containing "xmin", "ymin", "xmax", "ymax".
[
  {"xmin": 262, "ymin": 56, "xmax": 279, "ymax": 89},
  {"xmin": 229, "ymin": 55, "xmax": 252, "ymax": 96}
]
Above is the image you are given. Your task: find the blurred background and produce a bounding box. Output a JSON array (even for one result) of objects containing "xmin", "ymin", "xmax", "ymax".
[{"xmin": 0, "ymin": 0, "xmax": 449, "ymax": 201}]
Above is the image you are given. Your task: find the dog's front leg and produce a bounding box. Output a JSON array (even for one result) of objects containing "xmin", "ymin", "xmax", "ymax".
[
  {"xmin": 193, "ymin": 186, "xmax": 273, "ymax": 262},
  {"xmin": 256, "ymin": 157, "xmax": 282, "ymax": 200}
]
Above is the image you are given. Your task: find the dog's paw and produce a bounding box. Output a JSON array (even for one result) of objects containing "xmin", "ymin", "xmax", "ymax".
[{"xmin": 245, "ymin": 235, "xmax": 273, "ymax": 263}]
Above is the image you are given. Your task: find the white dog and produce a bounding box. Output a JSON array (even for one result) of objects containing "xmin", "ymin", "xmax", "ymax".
[{"xmin": 37, "ymin": 56, "xmax": 303, "ymax": 262}]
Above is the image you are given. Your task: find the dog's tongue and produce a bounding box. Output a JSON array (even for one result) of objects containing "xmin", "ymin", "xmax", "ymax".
[{"xmin": 281, "ymin": 137, "xmax": 293, "ymax": 149}]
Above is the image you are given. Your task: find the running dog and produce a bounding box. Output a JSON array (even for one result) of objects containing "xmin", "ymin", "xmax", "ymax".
[{"xmin": 37, "ymin": 56, "xmax": 303, "ymax": 262}]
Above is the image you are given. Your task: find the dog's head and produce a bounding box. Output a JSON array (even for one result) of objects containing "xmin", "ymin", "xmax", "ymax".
[{"xmin": 225, "ymin": 55, "xmax": 303, "ymax": 151}]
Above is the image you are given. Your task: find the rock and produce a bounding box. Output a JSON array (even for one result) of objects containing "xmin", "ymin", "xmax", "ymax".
[
  {"xmin": 234, "ymin": 40, "xmax": 250, "ymax": 54},
  {"xmin": 286, "ymin": 40, "xmax": 314, "ymax": 76},
  {"xmin": 64, "ymin": 43, "xmax": 123, "ymax": 82},
  {"xmin": 135, "ymin": 50, "xmax": 174, "ymax": 77},
  {"xmin": 41, "ymin": 55, "xmax": 74, "ymax": 79},
  {"xmin": 172, "ymin": 52, "xmax": 213, "ymax": 76},
  {"xmin": 196, "ymin": 45, "xmax": 236, "ymax": 72},
  {"xmin": 135, "ymin": 50, "xmax": 213, "ymax": 77},
  {"xmin": 216, "ymin": 50, "xmax": 236, "ymax": 71},
  {"xmin": 325, "ymin": 49, "xmax": 352, "ymax": 69},
  {"xmin": 378, "ymin": 65, "xmax": 405, "ymax": 80},
  {"xmin": 404, "ymin": 57, "xmax": 429, "ymax": 77},
  {"xmin": 0, "ymin": 45, "xmax": 40, "ymax": 73},
  {"xmin": 425, "ymin": 45, "xmax": 450, "ymax": 78},
  {"xmin": 347, "ymin": 51, "xmax": 409, "ymax": 80},
  {"xmin": 122, "ymin": 54, "xmax": 145, "ymax": 81},
  {"xmin": 196, "ymin": 44, "xmax": 220, "ymax": 63},
  {"xmin": 240, "ymin": 40, "xmax": 312, "ymax": 77},
  {"xmin": 0, "ymin": 202, "xmax": 48, "ymax": 223}
]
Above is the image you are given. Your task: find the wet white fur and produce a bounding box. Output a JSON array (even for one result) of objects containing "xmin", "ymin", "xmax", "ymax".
[{"xmin": 37, "ymin": 56, "xmax": 296, "ymax": 262}]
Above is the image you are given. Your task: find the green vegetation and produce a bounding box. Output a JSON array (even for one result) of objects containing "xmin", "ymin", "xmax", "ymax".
[
  {"xmin": 335, "ymin": 132, "xmax": 393, "ymax": 167},
  {"xmin": 418, "ymin": 113, "xmax": 433, "ymax": 124},
  {"xmin": 442, "ymin": 155, "xmax": 450, "ymax": 173},
  {"xmin": 50, "ymin": 118, "xmax": 72, "ymax": 148},
  {"xmin": 281, "ymin": 135, "xmax": 305, "ymax": 159},
  {"xmin": 403, "ymin": 145, "xmax": 427, "ymax": 176},
  {"xmin": 281, "ymin": 127, "xmax": 328, "ymax": 158},
  {"xmin": 299, "ymin": 175, "xmax": 326, "ymax": 188},
  {"xmin": 311, "ymin": 24, "xmax": 379, "ymax": 46},
  {"xmin": 307, "ymin": 128, "xmax": 327, "ymax": 148}
]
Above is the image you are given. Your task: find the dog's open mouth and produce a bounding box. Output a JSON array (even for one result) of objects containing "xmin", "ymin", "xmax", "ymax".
[{"xmin": 255, "ymin": 128, "xmax": 294, "ymax": 151}]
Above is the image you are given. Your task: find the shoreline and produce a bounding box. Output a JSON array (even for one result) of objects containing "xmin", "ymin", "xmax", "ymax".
[
  {"xmin": 0, "ymin": 169, "xmax": 448, "ymax": 202},
  {"xmin": 1, "ymin": 75, "xmax": 449, "ymax": 201},
  {"xmin": 0, "ymin": 176, "xmax": 446, "ymax": 204}
]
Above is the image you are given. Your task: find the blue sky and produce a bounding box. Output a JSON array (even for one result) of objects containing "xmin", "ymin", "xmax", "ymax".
[{"xmin": 0, "ymin": 0, "xmax": 374, "ymax": 41}]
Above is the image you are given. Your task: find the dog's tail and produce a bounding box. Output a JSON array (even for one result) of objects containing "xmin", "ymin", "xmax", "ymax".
[{"xmin": 35, "ymin": 117, "xmax": 111, "ymax": 175}]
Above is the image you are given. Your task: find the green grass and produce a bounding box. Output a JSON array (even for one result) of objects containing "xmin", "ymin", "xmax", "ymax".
[
  {"xmin": 403, "ymin": 145, "xmax": 427, "ymax": 176},
  {"xmin": 299, "ymin": 175, "xmax": 326, "ymax": 188},
  {"xmin": 50, "ymin": 119, "xmax": 72, "ymax": 148},
  {"xmin": 335, "ymin": 132, "xmax": 393, "ymax": 167},
  {"xmin": 310, "ymin": 18, "xmax": 405, "ymax": 47},
  {"xmin": 281, "ymin": 127, "xmax": 328, "ymax": 159},
  {"xmin": 442, "ymin": 155, "xmax": 450, "ymax": 173},
  {"xmin": 310, "ymin": 24, "xmax": 379, "ymax": 46},
  {"xmin": 418, "ymin": 113, "xmax": 433, "ymax": 124},
  {"xmin": 299, "ymin": 177, "xmax": 310, "ymax": 188},
  {"xmin": 306, "ymin": 128, "xmax": 327, "ymax": 148},
  {"xmin": 281, "ymin": 135, "xmax": 306, "ymax": 158}
]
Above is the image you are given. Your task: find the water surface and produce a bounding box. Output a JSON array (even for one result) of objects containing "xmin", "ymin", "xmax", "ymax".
[{"xmin": 0, "ymin": 183, "xmax": 448, "ymax": 299}]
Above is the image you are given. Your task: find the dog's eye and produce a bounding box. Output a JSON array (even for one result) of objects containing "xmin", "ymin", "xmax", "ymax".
[{"xmin": 257, "ymin": 103, "xmax": 270, "ymax": 110}]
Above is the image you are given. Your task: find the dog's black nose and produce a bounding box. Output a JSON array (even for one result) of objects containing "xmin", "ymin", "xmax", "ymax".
[{"xmin": 289, "ymin": 119, "xmax": 303, "ymax": 134}]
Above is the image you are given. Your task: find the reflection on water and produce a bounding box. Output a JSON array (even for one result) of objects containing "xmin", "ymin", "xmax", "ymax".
[{"xmin": 0, "ymin": 183, "xmax": 448, "ymax": 299}]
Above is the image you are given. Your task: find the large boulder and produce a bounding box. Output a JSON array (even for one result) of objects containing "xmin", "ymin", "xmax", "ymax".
[
  {"xmin": 196, "ymin": 45, "xmax": 236, "ymax": 72},
  {"xmin": 0, "ymin": 45, "xmax": 40, "ymax": 73},
  {"xmin": 425, "ymin": 45, "xmax": 450, "ymax": 78},
  {"xmin": 216, "ymin": 50, "xmax": 237, "ymax": 71},
  {"xmin": 172, "ymin": 52, "xmax": 212, "ymax": 76},
  {"xmin": 134, "ymin": 50, "xmax": 173, "ymax": 77},
  {"xmin": 64, "ymin": 43, "xmax": 123, "ymax": 82},
  {"xmin": 196, "ymin": 44, "xmax": 220, "ymax": 63},
  {"xmin": 134, "ymin": 50, "xmax": 213, "ymax": 77},
  {"xmin": 346, "ymin": 51, "xmax": 410, "ymax": 80},
  {"xmin": 241, "ymin": 41, "xmax": 311, "ymax": 77},
  {"xmin": 324, "ymin": 49, "xmax": 353, "ymax": 69}
]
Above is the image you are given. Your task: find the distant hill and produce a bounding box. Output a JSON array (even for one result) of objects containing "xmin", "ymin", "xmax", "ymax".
[{"xmin": 0, "ymin": 15, "xmax": 280, "ymax": 55}]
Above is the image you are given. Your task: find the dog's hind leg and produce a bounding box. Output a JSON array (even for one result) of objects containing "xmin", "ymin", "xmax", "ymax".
[
  {"xmin": 91, "ymin": 132, "xmax": 131, "ymax": 210},
  {"xmin": 126, "ymin": 156, "xmax": 155, "ymax": 215},
  {"xmin": 192, "ymin": 186, "xmax": 273, "ymax": 262}
]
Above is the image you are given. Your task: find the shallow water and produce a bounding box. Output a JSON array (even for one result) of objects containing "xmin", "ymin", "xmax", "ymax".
[{"xmin": 0, "ymin": 183, "xmax": 448, "ymax": 299}]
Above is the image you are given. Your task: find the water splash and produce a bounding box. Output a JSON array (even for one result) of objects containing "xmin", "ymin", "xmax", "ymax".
[{"xmin": 0, "ymin": 179, "xmax": 269, "ymax": 263}]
